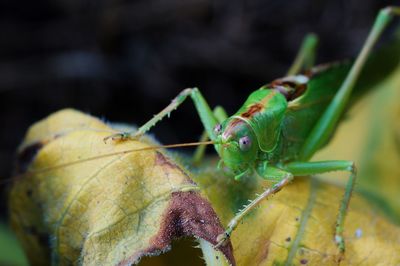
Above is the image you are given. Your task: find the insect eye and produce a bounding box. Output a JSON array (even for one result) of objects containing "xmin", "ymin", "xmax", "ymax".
[
  {"xmin": 214, "ymin": 124, "xmax": 222, "ymax": 135},
  {"xmin": 239, "ymin": 136, "xmax": 252, "ymax": 151}
]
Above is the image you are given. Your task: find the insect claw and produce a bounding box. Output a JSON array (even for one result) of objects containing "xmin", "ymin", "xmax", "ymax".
[
  {"xmin": 103, "ymin": 132, "xmax": 129, "ymax": 143},
  {"xmin": 214, "ymin": 232, "xmax": 230, "ymax": 249},
  {"xmin": 103, "ymin": 135, "xmax": 112, "ymax": 144},
  {"xmin": 103, "ymin": 131, "xmax": 146, "ymax": 144},
  {"xmin": 335, "ymin": 235, "xmax": 345, "ymax": 253}
]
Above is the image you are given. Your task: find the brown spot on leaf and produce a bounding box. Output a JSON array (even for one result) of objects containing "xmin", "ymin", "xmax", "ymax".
[
  {"xmin": 119, "ymin": 191, "xmax": 235, "ymax": 265},
  {"xmin": 15, "ymin": 133, "xmax": 64, "ymax": 175},
  {"xmin": 15, "ymin": 142, "xmax": 44, "ymax": 174},
  {"xmin": 300, "ymin": 258, "xmax": 308, "ymax": 264}
]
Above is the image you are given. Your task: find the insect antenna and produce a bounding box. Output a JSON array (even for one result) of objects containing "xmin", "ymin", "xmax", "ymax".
[{"xmin": 1, "ymin": 140, "xmax": 215, "ymax": 186}]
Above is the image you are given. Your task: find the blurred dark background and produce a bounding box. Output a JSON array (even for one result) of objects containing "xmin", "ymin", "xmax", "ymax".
[{"xmin": 0, "ymin": 0, "xmax": 397, "ymax": 222}]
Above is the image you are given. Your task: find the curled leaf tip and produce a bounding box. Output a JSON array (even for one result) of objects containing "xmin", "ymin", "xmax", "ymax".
[{"xmin": 141, "ymin": 191, "xmax": 235, "ymax": 266}]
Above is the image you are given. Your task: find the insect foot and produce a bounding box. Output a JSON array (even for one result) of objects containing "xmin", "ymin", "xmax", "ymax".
[
  {"xmin": 334, "ymin": 234, "xmax": 346, "ymax": 263},
  {"xmin": 103, "ymin": 132, "xmax": 142, "ymax": 143},
  {"xmin": 335, "ymin": 234, "xmax": 345, "ymax": 253},
  {"xmin": 214, "ymin": 216, "xmax": 240, "ymax": 249},
  {"xmin": 215, "ymin": 231, "xmax": 230, "ymax": 249},
  {"xmin": 103, "ymin": 132, "xmax": 129, "ymax": 143}
]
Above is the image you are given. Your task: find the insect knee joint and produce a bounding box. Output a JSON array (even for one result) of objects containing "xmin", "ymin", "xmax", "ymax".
[
  {"xmin": 348, "ymin": 162, "xmax": 357, "ymax": 174},
  {"xmin": 286, "ymin": 173, "xmax": 294, "ymax": 182}
]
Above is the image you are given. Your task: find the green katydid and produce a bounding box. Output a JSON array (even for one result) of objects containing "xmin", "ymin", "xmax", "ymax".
[{"xmin": 103, "ymin": 6, "xmax": 400, "ymax": 253}]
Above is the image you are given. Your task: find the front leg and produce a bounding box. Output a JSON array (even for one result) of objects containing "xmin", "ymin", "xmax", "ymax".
[
  {"xmin": 283, "ymin": 160, "xmax": 357, "ymax": 253},
  {"xmin": 104, "ymin": 88, "xmax": 220, "ymax": 143}
]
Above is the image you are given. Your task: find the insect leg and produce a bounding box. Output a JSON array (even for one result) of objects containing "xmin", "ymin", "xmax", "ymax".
[
  {"xmin": 215, "ymin": 167, "xmax": 293, "ymax": 248},
  {"xmin": 286, "ymin": 33, "xmax": 318, "ymax": 76},
  {"xmin": 299, "ymin": 7, "xmax": 400, "ymax": 161},
  {"xmin": 104, "ymin": 88, "xmax": 219, "ymax": 143},
  {"xmin": 192, "ymin": 106, "xmax": 228, "ymax": 165},
  {"xmin": 283, "ymin": 160, "xmax": 356, "ymax": 253}
]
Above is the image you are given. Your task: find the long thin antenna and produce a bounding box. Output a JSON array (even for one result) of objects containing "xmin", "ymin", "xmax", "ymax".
[{"xmin": 3, "ymin": 140, "xmax": 214, "ymax": 184}]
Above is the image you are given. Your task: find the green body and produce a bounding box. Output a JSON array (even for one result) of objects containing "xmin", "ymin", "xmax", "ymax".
[
  {"xmin": 215, "ymin": 42, "xmax": 400, "ymax": 177},
  {"xmin": 108, "ymin": 7, "xmax": 400, "ymax": 253},
  {"xmin": 214, "ymin": 68, "xmax": 347, "ymax": 177}
]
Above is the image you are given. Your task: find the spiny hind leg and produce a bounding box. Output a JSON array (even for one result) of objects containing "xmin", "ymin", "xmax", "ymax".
[
  {"xmin": 299, "ymin": 7, "xmax": 400, "ymax": 161},
  {"xmin": 104, "ymin": 88, "xmax": 220, "ymax": 143},
  {"xmin": 284, "ymin": 160, "xmax": 357, "ymax": 254},
  {"xmin": 287, "ymin": 33, "xmax": 318, "ymax": 75},
  {"xmin": 192, "ymin": 106, "xmax": 228, "ymax": 165}
]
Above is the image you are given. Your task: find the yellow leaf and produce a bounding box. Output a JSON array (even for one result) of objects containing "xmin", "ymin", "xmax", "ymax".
[
  {"xmin": 9, "ymin": 109, "xmax": 234, "ymax": 265},
  {"xmin": 195, "ymin": 161, "xmax": 400, "ymax": 265}
]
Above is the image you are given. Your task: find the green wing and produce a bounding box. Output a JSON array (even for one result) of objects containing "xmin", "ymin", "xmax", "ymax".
[{"xmin": 279, "ymin": 34, "xmax": 400, "ymax": 161}]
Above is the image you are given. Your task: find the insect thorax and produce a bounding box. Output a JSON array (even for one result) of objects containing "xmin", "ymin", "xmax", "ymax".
[{"xmin": 232, "ymin": 74, "xmax": 311, "ymax": 164}]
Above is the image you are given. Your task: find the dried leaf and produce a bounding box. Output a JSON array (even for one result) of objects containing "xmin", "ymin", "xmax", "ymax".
[{"xmin": 9, "ymin": 109, "xmax": 234, "ymax": 265}]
